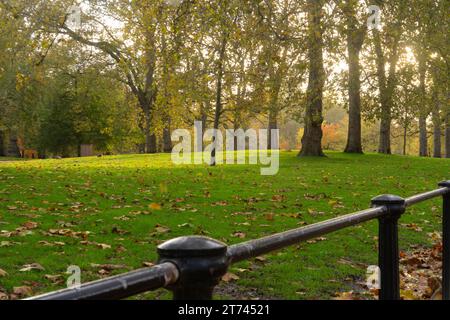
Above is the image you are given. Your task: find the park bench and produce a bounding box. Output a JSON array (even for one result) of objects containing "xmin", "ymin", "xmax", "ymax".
[{"xmin": 27, "ymin": 181, "xmax": 450, "ymax": 300}]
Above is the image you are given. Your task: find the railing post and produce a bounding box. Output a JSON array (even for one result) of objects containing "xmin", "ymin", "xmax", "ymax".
[
  {"xmin": 371, "ymin": 195, "xmax": 406, "ymax": 300},
  {"xmin": 157, "ymin": 236, "xmax": 229, "ymax": 300},
  {"xmin": 439, "ymin": 181, "xmax": 450, "ymax": 300}
]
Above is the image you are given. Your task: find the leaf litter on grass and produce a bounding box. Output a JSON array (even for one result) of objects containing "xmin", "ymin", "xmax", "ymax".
[{"xmin": 334, "ymin": 231, "xmax": 445, "ymax": 300}]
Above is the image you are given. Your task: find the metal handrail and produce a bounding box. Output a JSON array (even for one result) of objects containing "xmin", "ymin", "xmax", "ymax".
[
  {"xmin": 27, "ymin": 181, "xmax": 450, "ymax": 301},
  {"xmin": 227, "ymin": 207, "xmax": 387, "ymax": 263},
  {"xmin": 27, "ymin": 263, "xmax": 179, "ymax": 300},
  {"xmin": 405, "ymin": 187, "xmax": 448, "ymax": 206}
]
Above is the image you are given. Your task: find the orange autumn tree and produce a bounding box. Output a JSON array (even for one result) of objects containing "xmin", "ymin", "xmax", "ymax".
[{"xmin": 322, "ymin": 123, "xmax": 346, "ymax": 150}]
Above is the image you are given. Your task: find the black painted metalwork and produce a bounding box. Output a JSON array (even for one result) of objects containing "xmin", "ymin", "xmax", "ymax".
[
  {"xmin": 371, "ymin": 195, "xmax": 406, "ymax": 300},
  {"xmin": 158, "ymin": 236, "xmax": 229, "ymax": 300},
  {"xmin": 27, "ymin": 263, "xmax": 179, "ymax": 300},
  {"xmin": 439, "ymin": 181, "xmax": 450, "ymax": 300}
]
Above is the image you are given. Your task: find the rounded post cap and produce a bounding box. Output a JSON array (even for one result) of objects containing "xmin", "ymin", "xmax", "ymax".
[
  {"xmin": 371, "ymin": 194, "xmax": 405, "ymax": 206},
  {"xmin": 439, "ymin": 181, "xmax": 450, "ymax": 188},
  {"xmin": 158, "ymin": 236, "xmax": 227, "ymax": 258}
]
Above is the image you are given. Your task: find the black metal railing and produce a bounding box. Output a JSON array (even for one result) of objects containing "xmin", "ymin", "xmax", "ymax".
[{"xmin": 27, "ymin": 180, "xmax": 450, "ymax": 300}]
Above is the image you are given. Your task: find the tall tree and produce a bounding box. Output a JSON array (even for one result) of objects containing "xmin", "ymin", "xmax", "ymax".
[
  {"xmin": 341, "ymin": 0, "xmax": 367, "ymax": 154},
  {"xmin": 208, "ymin": 0, "xmax": 239, "ymax": 166},
  {"xmin": 417, "ymin": 50, "xmax": 429, "ymax": 157},
  {"xmin": 446, "ymin": 110, "xmax": 450, "ymax": 158},
  {"xmin": 299, "ymin": 0, "xmax": 325, "ymax": 157},
  {"xmin": 371, "ymin": 0, "xmax": 405, "ymax": 154}
]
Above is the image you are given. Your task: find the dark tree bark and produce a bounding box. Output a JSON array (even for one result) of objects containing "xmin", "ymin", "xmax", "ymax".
[
  {"xmin": 419, "ymin": 115, "xmax": 428, "ymax": 156},
  {"xmin": 418, "ymin": 52, "xmax": 429, "ymax": 157},
  {"xmin": 432, "ymin": 115, "xmax": 441, "ymax": 158},
  {"xmin": 298, "ymin": 0, "xmax": 325, "ymax": 157},
  {"xmin": 445, "ymin": 111, "xmax": 450, "ymax": 158},
  {"xmin": 403, "ymin": 124, "xmax": 407, "ymax": 156},
  {"xmin": 201, "ymin": 102, "xmax": 208, "ymax": 130},
  {"xmin": 268, "ymin": 109, "xmax": 278, "ymax": 150},
  {"xmin": 139, "ymin": 93, "xmax": 157, "ymax": 154},
  {"xmin": 8, "ymin": 135, "xmax": 21, "ymax": 157},
  {"xmin": 267, "ymin": 73, "xmax": 282, "ymax": 150},
  {"xmin": 143, "ymin": 28, "xmax": 158, "ymax": 154},
  {"xmin": 162, "ymin": 119, "xmax": 172, "ymax": 153},
  {"xmin": 401, "ymin": 107, "xmax": 411, "ymax": 156},
  {"xmin": 344, "ymin": 1, "xmax": 366, "ymax": 154},
  {"xmin": 211, "ymin": 35, "xmax": 228, "ymax": 166},
  {"xmin": 0, "ymin": 130, "xmax": 4, "ymax": 156},
  {"xmin": 432, "ymin": 90, "xmax": 441, "ymax": 158},
  {"xmin": 373, "ymin": 29, "xmax": 400, "ymax": 154},
  {"xmin": 373, "ymin": 30, "xmax": 389, "ymax": 154},
  {"xmin": 160, "ymin": 20, "xmax": 184, "ymax": 155}
]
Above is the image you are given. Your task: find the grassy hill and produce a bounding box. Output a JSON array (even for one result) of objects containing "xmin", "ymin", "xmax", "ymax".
[{"xmin": 0, "ymin": 152, "xmax": 448, "ymax": 299}]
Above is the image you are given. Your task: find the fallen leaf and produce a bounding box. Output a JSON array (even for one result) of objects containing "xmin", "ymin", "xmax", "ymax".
[
  {"xmin": 149, "ymin": 203, "xmax": 162, "ymax": 210},
  {"xmin": 142, "ymin": 262, "xmax": 155, "ymax": 267},
  {"xmin": 96, "ymin": 243, "xmax": 111, "ymax": 250},
  {"xmin": 44, "ymin": 274, "xmax": 63, "ymax": 284},
  {"xmin": 222, "ymin": 272, "xmax": 240, "ymax": 282},
  {"xmin": 90, "ymin": 264, "xmax": 128, "ymax": 271},
  {"xmin": 271, "ymin": 195, "xmax": 285, "ymax": 202},
  {"xmin": 112, "ymin": 227, "xmax": 129, "ymax": 235},
  {"xmin": 20, "ymin": 263, "xmax": 45, "ymax": 272},
  {"xmin": 154, "ymin": 225, "xmax": 171, "ymax": 234},
  {"xmin": 255, "ymin": 256, "xmax": 267, "ymax": 262},
  {"xmin": 22, "ymin": 221, "xmax": 38, "ymax": 230},
  {"xmin": 13, "ymin": 286, "xmax": 32, "ymax": 297},
  {"xmin": 333, "ymin": 291, "xmax": 360, "ymax": 300},
  {"xmin": 1, "ymin": 241, "xmax": 15, "ymax": 247},
  {"xmin": 232, "ymin": 232, "xmax": 246, "ymax": 239}
]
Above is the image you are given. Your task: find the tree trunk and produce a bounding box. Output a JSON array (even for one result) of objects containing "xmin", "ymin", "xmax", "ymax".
[
  {"xmin": 211, "ymin": 35, "xmax": 228, "ymax": 166},
  {"xmin": 0, "ymin": 131, "xmax": 4, "ymax": 156},
  {"xmin": 268, "ymin": 109, "xmax": 278, "ymax": 150},
  {"xmin": 142, "ymin": 103, "xmax": 157, "ymax": 154},
  {"xmin": 8, "ymin": 135, "xmax": 21, "ymax": 157},
  {"xmin": 373, "ymin": 31, "xmax": 389, "ymax": 154},
  {"xmin": 433, "ymin": 120, "xmax": 441, "ymax": 158},
  {"xmin": 419, "ymin": 116, "xmax": 428, "ymax": 156},
  {"xmin": 432, "ymin": 94, "xmax": 441, "ymax": 158},
  {"xmin": 163, "ymin": 121, "xmax": 172, "ymax": 153},
  {"xmin": 445, "ymin": 111, "xmax": 450, "ymax": 158},
  {"xmin": 418, "ymin": 52, "xmax": 429, "ymax": 157},
  {"xmin": 344, "ymin": 1, "xmax": 366, "ymax": 154},
  {"xmin": 378, "ymin": 115, "xmax": 391, "ymax": 154},
  {"xmin": 345, "ymin": 46, "xmax": 363, "ymax": 153},
  {"xmin": 403, "ymin": 124, "xmax": 407, "ymax": 156},
  {"xmin": 267, "ymin": 76, "xmax": 282, "ymax": 150},
  {"xmin": 373, "ymin": 29, "xmax": 400, "ymax": 155},
  {"xmin": 142, "ymin": 30, "xmax": 158, "ymax": 154},
  {"xmin": 299, "ymin": 0, "xmax": 325, "ymax": 157},
  {"xmin": 201, "ymin": 102, "xmax": 208, "ymax": 130}
]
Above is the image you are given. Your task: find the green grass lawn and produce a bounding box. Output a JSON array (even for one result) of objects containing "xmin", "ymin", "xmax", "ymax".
[{"xmin": 0, "ymin": 151, "xmax": 448, "ymax": 300}]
